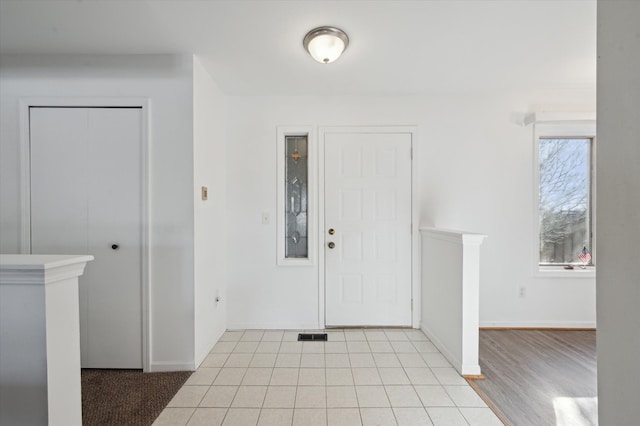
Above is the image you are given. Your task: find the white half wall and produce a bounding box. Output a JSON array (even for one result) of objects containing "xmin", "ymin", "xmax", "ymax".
[
  {"xmin": 420, "ymin": 228, "xmax": 486, "ymax": 376},
  {"xmin": 0, "ymin": 255, "xmax": 92, "ymax": 426},
  {"xmin": 0, "ymin": 54, "xmax": 196, "ymax": 370},
  {"xmin": 596, "ymin": 1, "xmax": 640, "ymax": 423},
  {"xmin": 225, "ymin": 92, "xmax": 596, "ymax": 329},
  {"xmin": 193, "ymin": 56, "xmax": 228, "ymax": 367}
]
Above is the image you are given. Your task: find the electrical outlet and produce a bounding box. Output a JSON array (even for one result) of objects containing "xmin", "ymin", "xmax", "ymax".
[{"xmin": 519, "ymin": 286, "xmax": 527, "ymax": 298}]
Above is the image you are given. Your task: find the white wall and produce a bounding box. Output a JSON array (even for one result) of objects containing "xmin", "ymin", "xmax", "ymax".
[
  {"xmin": 193, "ymin": 56, "xmax": 228, "ymax": 366},
  {"xmin": 420, "ymin": 230, "xmax": 463, "ymax": 372},
  {"xmin": 596, "ymin": 1, "xmax": 640, "ymax": 423},
  {"xmin": 0, "ymin": 54, "xmax": 196, "ymax": 370},
  {"xmin": 0, "ymin": 278, "xmax": 48, "ymax": 425},
  {"xmin": 0, "ymin": 53, "xmax": 599, "ymax": 361},
  {"xmin": 226, "ymin": 91, "xmax": 597, "ymax": 329}
]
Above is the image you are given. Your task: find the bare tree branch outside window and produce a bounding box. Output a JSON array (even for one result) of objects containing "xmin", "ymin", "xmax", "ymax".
[{"xmin": 539, "ymin": 138, "xmax": 592, "ymax": 264}]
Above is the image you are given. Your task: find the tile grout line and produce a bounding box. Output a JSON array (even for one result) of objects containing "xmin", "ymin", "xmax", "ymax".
[
  {"xmin": 218, "ymin": 329, "xmax": 244, "ymax": 426},
  {"xmin": 376, "ymin": 335, "xmax": 400, "ymax": 426},
  {"xmin": 403, "ymin": 329, "xmax": 440, "ymax": 426},
  {"xmin": 346, "ymin": 336, "xmax": 366, "ymax": 426},
  {"xmin": 324, "ymin": 351, "xmax": 328, "ymax": 425}
]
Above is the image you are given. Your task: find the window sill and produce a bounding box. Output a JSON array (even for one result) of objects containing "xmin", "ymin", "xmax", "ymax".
[{"xmin": 535, "ymin": 266, "xmax": 595, "ymax": 279}]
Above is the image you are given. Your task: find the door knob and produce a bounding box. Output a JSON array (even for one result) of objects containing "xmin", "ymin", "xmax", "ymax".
[
  {"xmin": 328, "ymin": 228, "xmax": 335, "ymax": 235},
  {"xmin": 111, "ymin": 244, "xmax": 119, "ymax": 250},
  {"xmin": 328, "ymin": 242, "xmax": 335, "ymax": 249}
]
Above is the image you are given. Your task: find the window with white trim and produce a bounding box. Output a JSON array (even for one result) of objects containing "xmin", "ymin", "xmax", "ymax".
[{"xmin": 534, "ymin": 122, "xmax": 595, "ymax": 270}]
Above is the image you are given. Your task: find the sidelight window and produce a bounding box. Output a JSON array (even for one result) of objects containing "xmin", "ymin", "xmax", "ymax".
[
  {"xmin": 284, "ymin": 135, "xmax": 309, "ymax": 258},
  {"xmin": 277, "ymin": 126, "xmax": 316, "ymax": 266}
]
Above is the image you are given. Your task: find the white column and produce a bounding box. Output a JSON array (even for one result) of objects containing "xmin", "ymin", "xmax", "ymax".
[{"xmin": 0, "ymin": 254, "xmax": 93, "ymax": 426}]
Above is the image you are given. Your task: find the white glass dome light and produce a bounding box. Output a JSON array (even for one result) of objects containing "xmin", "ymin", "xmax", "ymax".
[{"xmin": 303, "ymin": 27, "xmax": 349, "ymax": 64}]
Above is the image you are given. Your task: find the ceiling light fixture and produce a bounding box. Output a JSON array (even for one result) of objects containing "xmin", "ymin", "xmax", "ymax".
[{"xmin": 303, "ymin": 26, "xmax": 349, "ymax": 64}]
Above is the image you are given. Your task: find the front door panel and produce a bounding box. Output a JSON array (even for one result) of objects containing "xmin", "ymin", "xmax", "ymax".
[{"xmin": 325, "ymin": 132, "xmax": 412, "ymax": 326}]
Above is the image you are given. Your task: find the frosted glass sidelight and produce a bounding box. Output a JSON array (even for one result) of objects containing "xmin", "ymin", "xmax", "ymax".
[{"xmin": 285, "ymin": 135, "xmax": 308, "ymax": 258}]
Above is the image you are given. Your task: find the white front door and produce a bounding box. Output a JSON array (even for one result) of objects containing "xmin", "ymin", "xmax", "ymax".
[
  {"xmin": 30, "ymin": 107, "xmax": 143, "ymax": 369},
  {"xmin": 324, "ymin": 131, "xmax": 412, "ymax": 326}
]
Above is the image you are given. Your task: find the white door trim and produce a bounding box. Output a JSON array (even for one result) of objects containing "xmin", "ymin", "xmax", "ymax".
[
  {"xmin": 19, "ymin": 97, "xmax": 151, "ymax": 372},
  {"xmin": 318, "ymin": 126, "xmax": 420, "ymax": 329}
]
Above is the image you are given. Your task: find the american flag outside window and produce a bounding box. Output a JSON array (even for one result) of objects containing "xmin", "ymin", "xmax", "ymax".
[{"xmin": 578, "ymin": 246, "xmax": 592, "ymax": 265}]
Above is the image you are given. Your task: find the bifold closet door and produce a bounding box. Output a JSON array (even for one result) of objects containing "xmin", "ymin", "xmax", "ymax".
[{"xmin": 30, "ymin": 107, "xmax": 143, "ymax": 369}]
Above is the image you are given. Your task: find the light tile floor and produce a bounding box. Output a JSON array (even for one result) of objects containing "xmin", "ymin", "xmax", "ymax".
[{"xmin": 153, "ymin": 329, "xmax": 503, "ymax": 426}]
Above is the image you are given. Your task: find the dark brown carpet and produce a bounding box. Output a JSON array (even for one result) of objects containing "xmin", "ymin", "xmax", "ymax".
[
  {"xmin": 473, "ymin": 330, "xmax": 597, "ymax": 426},
  {"xmin": 81, "ymin": 369, "xmax": 192, "ymax": 426}
]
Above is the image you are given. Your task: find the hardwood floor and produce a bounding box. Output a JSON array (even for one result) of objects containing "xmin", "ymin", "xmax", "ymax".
[{"xmin": 472, "ymin": 329, "xmax": 597, "ymax": 426}]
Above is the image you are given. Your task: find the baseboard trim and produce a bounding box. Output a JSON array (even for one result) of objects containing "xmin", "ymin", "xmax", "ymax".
[
  {"xmin": 226, "ymin": 323, "xmax": 322, "ymax": 331},
  {"xmin": 466, "ymin": 377, "xmax": 511, "ymax": 426},
  {"xmin": 480, "ymin": 327, "xmax": 596, "ymax": 331},
  {"xmin": 195, "ymin": 327, "xmax": 226, "ymax": 369},
  {"xmin": 479, "ymin": 321, "xmax": 596, "ymax": 329},
  {"xmin": 149, "ymin": 361, "xmax": 195, "ymax": 372},
  {"xmin": 420, "ymin": 325, "xmax": 463, "ymax": 374},
  {"xmin": 463, "ymin": 374, "xmax": 485, "ymax": 380}
]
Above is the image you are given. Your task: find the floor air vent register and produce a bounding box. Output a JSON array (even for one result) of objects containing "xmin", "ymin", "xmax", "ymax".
[{"xmin": 297, "ymin": 333, "xmax": 328, "ymax": 341}]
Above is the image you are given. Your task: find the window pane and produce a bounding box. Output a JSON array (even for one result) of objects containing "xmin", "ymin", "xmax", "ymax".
[
  {"xmin": 539, "ymin": 138, "xmax": 591, "ymax": 264},
  {"xmin": 285, "ymin": 135, "xmax": 308, "ymax": 258}
]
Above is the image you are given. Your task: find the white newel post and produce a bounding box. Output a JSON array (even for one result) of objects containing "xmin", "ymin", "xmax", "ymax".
[{"xmin": 0, "ymin": 255, "xmax": 93, "ymax": 426}]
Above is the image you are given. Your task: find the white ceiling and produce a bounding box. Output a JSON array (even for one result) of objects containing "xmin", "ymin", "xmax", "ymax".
[{"xmin": 0, "ymin": 0, "xmax": 597, "ymax": 96}]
